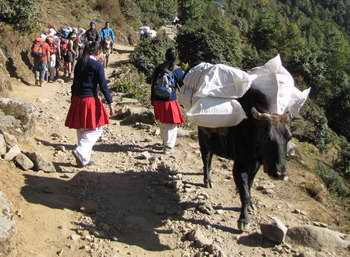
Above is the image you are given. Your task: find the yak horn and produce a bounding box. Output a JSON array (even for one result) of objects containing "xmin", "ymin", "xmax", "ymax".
[{"xmin": 251, "ymin": 107, "xmax": 290, "ymax": 124}]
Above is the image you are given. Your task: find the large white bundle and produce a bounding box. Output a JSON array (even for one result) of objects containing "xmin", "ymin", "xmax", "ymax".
[
  {"xmin": 249, "ymin": 55, "xmax": 310, "ymax": 116},
  {"xmin": 186, "ymin": 97, "xmax": 247, "ymax": 128},
  {"xmin": 194, "ymin": 64, "xmax": 254, "ymax": 99},
  {"xmin": 179, "ymin": 62, "xmax": 213, "ymax": 111}
]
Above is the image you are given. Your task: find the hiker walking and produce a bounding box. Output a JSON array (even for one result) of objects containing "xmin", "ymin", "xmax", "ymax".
[
  {"xmin": 84, "ymin": 21, "xmax": 100, "ymax": 44},
  {"xmin": 151, "ymin": 48, "xmax": 185, "ymax": 153},
  {"xmin": 46, "ymin": 36, "xmax": 58, "ymax": 82},
  {"xmin": 65, "ymin": 41, "xmax": 113, "ymax": 167},
  {"xmin": 31, "ymin": 37, "xmax": 49, "ymax": 86},
  {"xmin": 100, "ymin": 21, "xmax": 116, "ymax": 67},
  {"xmin": 62, "ymin": 32, "xmax": 76, "ymax": 79}
]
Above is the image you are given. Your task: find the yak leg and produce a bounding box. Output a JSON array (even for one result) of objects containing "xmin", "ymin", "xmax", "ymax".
[
  {"xmin": 233, "ymin": 162, "xmax": 252, "ymax": 232},
  {"xmin": 247, "ymin": 161, "xmax": 260, "ymax": 213},
  {"xmin": 198, "ymin": 128, "xmax": 214, "ymax": 188},
  {"xmin": 202, "ymin": 152, "xmax": 213, "ymax": 188}
]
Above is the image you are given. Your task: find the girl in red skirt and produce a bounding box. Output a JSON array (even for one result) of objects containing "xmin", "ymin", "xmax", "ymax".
[
  {"xmin": 65, "ymin": 41, "xmax": 113, "ymax": 167},
  {"xmin": 151, "ymin": 48, "xmax": 184, "ymax": 153}
]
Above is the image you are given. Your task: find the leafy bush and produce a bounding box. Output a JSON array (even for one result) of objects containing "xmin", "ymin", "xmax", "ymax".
[
  {"xmin": 0, "ymin": 0, "xmax": 38, "ymax": 32},
  {"xmin": 130, "ymin": 34, "xmax": 175, "ymax": 81},
  {"xmin": 333, "ymin": 139, "xmax": 350, "ymax": 178},
  {"xmin": 316, "ymin": 161, "xmax": 350, "ymax": 198},
  {"xmin": 110, "ymin": 66, "xmax": 150, "ymax": 106},
  {"xmin": 291, "ymin": 100, "xmax": 331, "ymax": 151}
]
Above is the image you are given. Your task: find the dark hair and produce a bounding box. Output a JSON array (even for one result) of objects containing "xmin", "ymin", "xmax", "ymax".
[
  {"xmin": 165, "ymin": 48, "xmax": 176, "ymax": 63},
  {"xmin": 76, "ymin": 41, "xmax": 101, "ymax": 73}
]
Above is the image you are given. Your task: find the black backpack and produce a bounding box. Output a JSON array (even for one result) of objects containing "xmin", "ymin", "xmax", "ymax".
[{"xmin": 153, "ymin": 69, "xmax": 176, "ymax": 100}]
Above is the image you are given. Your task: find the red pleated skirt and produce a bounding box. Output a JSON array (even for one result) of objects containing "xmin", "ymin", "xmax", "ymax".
[
  {"xmin": 65, "ymin": 96, "xmax": 109, "ymax": 129},
  {"xmin": 153, "ymin": 100, "xmax": 184, "ymax": 124}
]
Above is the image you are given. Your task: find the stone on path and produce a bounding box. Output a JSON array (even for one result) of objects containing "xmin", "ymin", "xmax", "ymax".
[
  {"xmin": 0, "ymin": 192, "xmax": 16, "ymax": 256},
  {"xmin": 260, "ymin": 217, "xmax": 288, "ymax": 244},
  {"xmin": 119, "ymin": 106, "xmax": 155, "ymax": 125},
  {"xmin": 26, "ymin": 152, "xmax": 56, "ymax": 173},
  {"xmin": 2, "ymin": 132, "xmax": 18, "ymax": 148},
  {"xmin": 0, "ymin": 134, "xmax": 6, "ymax": 156},
  {"xmin": 186, "ymin": 229, "xmax": 213, "ymax": 248},
  {"xmin": 286, "ymin": 225, "xmax": 350, "ymax": 250},
  {"xmin": 14, "ymin": 153, "xmax": 34, "ymax": 171},
  {"xmin": 3, "ymin": 145, "xmax": 21, "ymax": 161},
  {"xmin": 0, "ymin": 98, "xmax": 37, "ymax": 137}
]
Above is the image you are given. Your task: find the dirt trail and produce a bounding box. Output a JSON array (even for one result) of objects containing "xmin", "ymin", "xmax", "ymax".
[{"xmin": 1, "ymin": 51, "xmax": 349, "ymax": 257}]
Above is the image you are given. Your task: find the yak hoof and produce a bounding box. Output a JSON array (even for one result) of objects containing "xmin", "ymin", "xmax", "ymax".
[{"xmin": 238, "ymin": 221, "xmax": 249, "ymax": 232}]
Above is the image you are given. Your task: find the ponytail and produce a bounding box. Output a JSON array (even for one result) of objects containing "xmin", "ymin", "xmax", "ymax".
[{"xmin": 75, "ymin": 41, "xmax": 101, "ymax": 73}]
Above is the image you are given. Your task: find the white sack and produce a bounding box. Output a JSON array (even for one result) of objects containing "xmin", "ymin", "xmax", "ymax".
[
  {"xmin": 179, "ymin": 62, "xmax": 213, "ymax": 111},
  {"xmin": 186, "ymin": 97, "xmax": 247, "ymax": 128},
  {"xmin": 194, "ymin": 64, "xmax": 254, "ymax": 99},
  {"xmin": 249, "ymin": 54, "xmax": 310, "ymax": 116},
  {"xmin": 183, "ymin": 62, "xmax": 213, "ymax": 92}
]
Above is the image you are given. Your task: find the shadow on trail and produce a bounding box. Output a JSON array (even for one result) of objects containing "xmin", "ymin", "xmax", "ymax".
[
  {"xmin": 35, "ymin": 138, "xmax": 75, "ymax": 151},
  {"xmin": 238, "ymin": 232, "xmax": 276, "ymax": 248},
  {"xmin": 94, "ymin": 143, "xmax": 163, "ymax": 154},
  {"xmin": 21, "ymin": 170, "xmax": 182, "ymax": 251}
]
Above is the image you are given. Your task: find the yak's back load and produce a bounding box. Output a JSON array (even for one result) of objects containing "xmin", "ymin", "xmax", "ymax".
[
  {"xmin": 186, "ymin": 97, "xmax": 247, "ymax": 128},
  {"xmin": 179, "ymin": 55, "xmax": 310, "ymax": 128},
  {"xmin": 249, "ymin": 55, "xmax": 310, "ymax": 116}
]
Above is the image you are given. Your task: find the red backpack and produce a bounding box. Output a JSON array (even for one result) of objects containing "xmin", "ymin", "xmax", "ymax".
[
  {"xmin": 61, "ymin": 39, "xmax": 69, "ymax": 53},
  {"xmin": 31, "ymin": 42, "xmax": 43, "ymax": 59}
]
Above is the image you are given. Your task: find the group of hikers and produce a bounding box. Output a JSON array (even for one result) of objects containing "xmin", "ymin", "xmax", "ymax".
[
  {"xmin": 31, "ymin": 20, "xmax": 186, "ymax": 167},
  {"xmin": 64, "ymin": 44, "xmax": 184, "ymax": 167},
  {"xmin": 31, "ymin": 21, "xmax": 116, "ymax": 86}
]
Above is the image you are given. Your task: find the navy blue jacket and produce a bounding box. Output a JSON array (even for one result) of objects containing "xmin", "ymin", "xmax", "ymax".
[
  {"xmin": 151, "ymin": 64, "xmax": 184, "ymax": 101},
  {"xmin": 71, "ymin": 57, "xmax": 112, "ymax": 104}
]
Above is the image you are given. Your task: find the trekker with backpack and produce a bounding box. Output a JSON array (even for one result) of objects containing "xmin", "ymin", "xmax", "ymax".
[
  {"xmin": 84, "ymin": 21, "xmax": 100, "ymax": 44},
  {"xmin": 151, "ymin": 48, "xmax": 185, "ymax": 153},
  {"xmin": 31, "ymin": 37, "xmax": 48, "ymax": 86},
  {"xmin": 46, "ymin": 36, "xmax": 58, "ymax": 82},
  {"xmin": 62, "ymin": 32, "xmax": 76, "ymax": 80}
]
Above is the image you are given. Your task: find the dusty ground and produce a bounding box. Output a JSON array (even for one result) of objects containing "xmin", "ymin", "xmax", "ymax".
[{"xmin": 1, "ymin": 51, "xmax": 349, "ymax": 257}]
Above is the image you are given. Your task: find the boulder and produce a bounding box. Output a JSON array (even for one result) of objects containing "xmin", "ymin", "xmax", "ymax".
[
  {"xmin": 186, "ymin": 229, "xmax": 213, "ymax": 248},
  {"xmin": 0, "ymin": 98, "xmax": 37, "ymax": 138},
  {"xmin": 3, "ymin": 145, "xmax": 21, "ymax": 161},
  {"xmin": 118, "ymin": 106, "xmax": 155, "ymax": 125},
  {"xmin": 2, "ymin": 132, "xmax": 18, "ymax": 148},
  {"xmin": 260, "ymin": 217, "xmax": 288, "ymax": 244},
  {"xmin": 26, "ymin": 152, "xmax": 56, "ymax": 173},
  {"xmin": 286, "ymin": 225, "xmax": 350, "ymax": 250},
  {"xmin": 14, "ymin": 153, "xmax": 34, "ymax": 171},
  {"xmin": 0, "ymin": 192, "xmax": 15, "ymax": 256},
  {"xmin": 0, "ymin": 134, "xmax": 6, "ymax": 156}
]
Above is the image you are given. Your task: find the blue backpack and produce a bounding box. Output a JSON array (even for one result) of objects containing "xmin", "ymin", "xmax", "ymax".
[{"xmin": 154, "ymin": 69, "xmax": 175, "ymax": 100}]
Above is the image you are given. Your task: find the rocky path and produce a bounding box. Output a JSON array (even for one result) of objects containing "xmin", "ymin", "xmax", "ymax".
[{"xmin": 1, "ymin": 51, "xmax": 349, "ymax": 257}]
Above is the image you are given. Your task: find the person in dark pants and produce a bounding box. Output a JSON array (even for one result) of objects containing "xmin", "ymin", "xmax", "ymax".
[{"xmin": 65, "ymin": 42, "xmax": 113, "ymax": 167}]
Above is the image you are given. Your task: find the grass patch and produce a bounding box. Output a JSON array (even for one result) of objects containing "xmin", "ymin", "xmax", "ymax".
[{"xmin": 316, "ymin": 161, "xmax": 350, "ymax": 199}]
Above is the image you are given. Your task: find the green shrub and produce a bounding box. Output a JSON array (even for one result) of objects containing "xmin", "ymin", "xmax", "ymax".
[
  {"xmin": 334, "ymin": 140, "xmax": 350, "ymax": 178},
  {"xmin": 130, "ymin": 34, "xmax": 175, "ymax": 81},
  {"xmin": 316, "ymin": 161, "xmax": 350, "ymax": 198},
  {"xmin": 0, "ymin": 0, "xmax": 38, "ymax": 32}
]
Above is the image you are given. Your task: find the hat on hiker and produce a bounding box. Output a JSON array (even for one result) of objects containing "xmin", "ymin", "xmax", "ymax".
[{"xmin": 35, "ymin": 37, "xmax": 43, "ymax": 43}]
